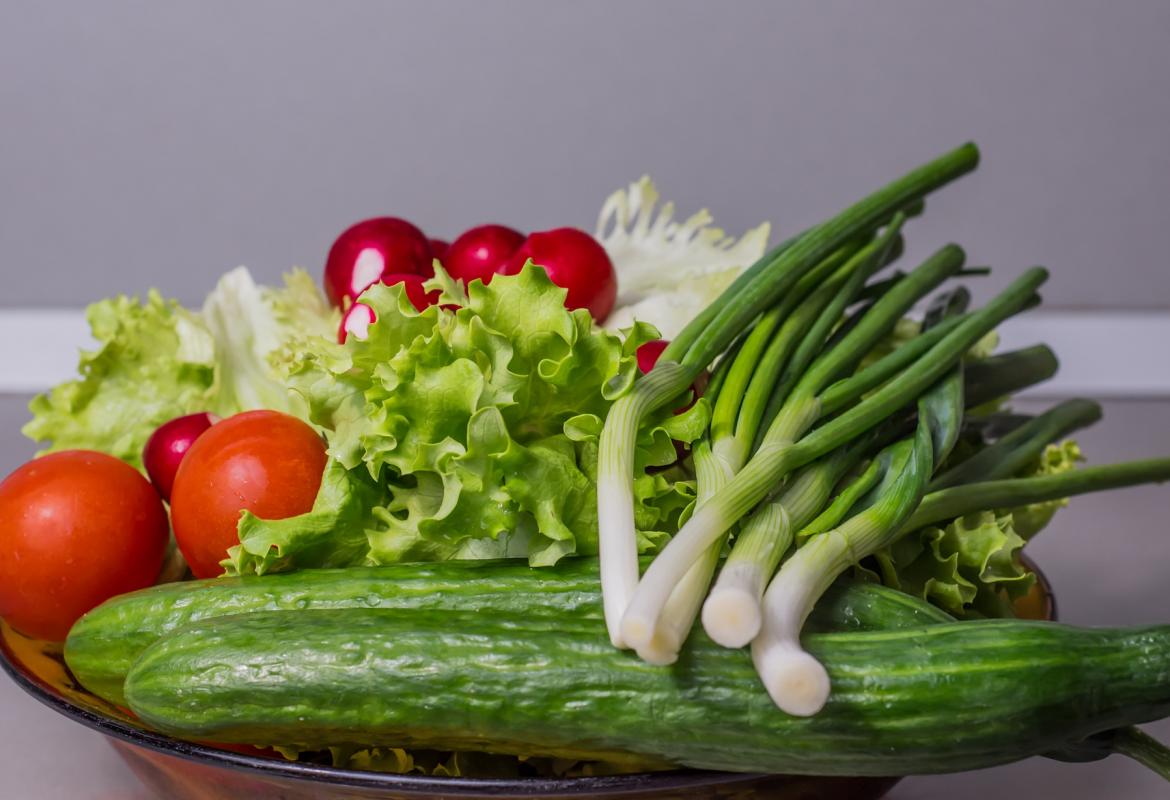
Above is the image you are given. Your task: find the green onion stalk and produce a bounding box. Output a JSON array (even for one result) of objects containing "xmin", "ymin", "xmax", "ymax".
[
  {"xmin": 693, "ymin": 219, "xmax": 911, "ymax": 648},
  {"xmin": 643, "ymin": 227, "xmax": 909, "ymax": 661},
  {"xmin": 930, "ymin": 398, "xmax": 1102, "ymax": 490},
  {"xmin": 903, "ymin": 457, "xmax": 1170, "ymax": 532},
  {"xmin": 751, "ymin": 365, "xmax": 961, "ymax": 716},
  {"xmin": 620, "ymin": 260, "xmax": 1046, "ymax": 652},
  {"xmin": 596, "ymin": 143, "xmax": 981, "ymax": 648}
]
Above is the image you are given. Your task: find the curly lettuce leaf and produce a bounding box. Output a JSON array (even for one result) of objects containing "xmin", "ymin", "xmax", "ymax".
[
  {"xmin": 226, "ymin": 460, "xmax": 386, "ymax": 575},
  {"xmin": 597, "ymin": 176, "xmax": 769, "ymax": 338},
  {"xmin": 25, "ymin": 267, "xmax": 337, "ymax": 469},
  {"xmin": 872, "ymin": 510, "xmax": 1035, "ymax": 619},
  {"xmin": 872, "ymin": 440, "xmax": 1084, "ymax": 618},
  {"xmin": 1009, "ymin": 440, "xmax": 1083, "ymax": 537},
  {"xmin": 239, "ymin": 264, "xmax": 699, "ymax": 573},
  {"xmin": 23, "ymin": 292, "xmax": 218, "ymax": 468}
]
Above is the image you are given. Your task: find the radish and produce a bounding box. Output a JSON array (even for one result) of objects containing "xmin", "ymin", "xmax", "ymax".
[
  {"xmin": 337, "ymin": 275, "xmax": 440, "ymax": 343},
  {"xmin": 428, "ymin": 238, "xmax": 450, "ymax": 262},
  {"xmin": 323, "ymin": 217, "xmax": 432, "ymax": 308},
  {"xmin": 338, "ymin": 303, "xmax": 376, "ymax": 344},
  {"xmin": 444, "ymin": 225, "xmax": 525, "ymax": 287},
  {"xmin": 636, "ymin": 339, "xmax": 707, "ymax": 413},
  {"xmin": 142, "ymin": 413, "xmax": 217, "ymax": 500},
  {"xmin": 502, "ymin": 228, "xmax": 617, "ymax": 322}
]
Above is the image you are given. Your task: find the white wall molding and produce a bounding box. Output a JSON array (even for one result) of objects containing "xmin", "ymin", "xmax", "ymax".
[{"xmin": 1, "ymin": 309, "xmax": 1169, "ymax": 398}]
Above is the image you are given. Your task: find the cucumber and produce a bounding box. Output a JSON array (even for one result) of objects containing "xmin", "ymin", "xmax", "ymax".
[
  {"xmin": 124, "ymin": 608, "xmax": 1170, "ymax": 776},
  {"xmin": 66, "ymin": 558, "xmax": 948, "ymax": 705}
]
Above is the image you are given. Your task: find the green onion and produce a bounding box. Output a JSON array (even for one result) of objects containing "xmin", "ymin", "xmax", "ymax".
[
  {"xmin": 753, "ymin": 365, "xmax": 962, "ymax": 715},
  {"xmin": 596, "ymin": 143, "xmax": 981, "ymax": 647},
  {"xmin": 930, "ymin": 398, "xmax": 1102, "ymax": 489},
  {"xmin": 903, "ymin": 457, "xmax": 1170, "ymax": 532},
  {"xmin": 620, "ymin": 267, "xmax": 1045, "ymax": 652}
]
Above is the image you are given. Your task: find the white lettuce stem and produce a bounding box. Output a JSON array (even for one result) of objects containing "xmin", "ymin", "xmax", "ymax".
[{"xmin": 597, "ymin": 363, "xmax": 690, "ymax": 648}]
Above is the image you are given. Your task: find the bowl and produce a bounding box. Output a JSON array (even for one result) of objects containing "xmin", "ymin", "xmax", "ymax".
[{"xmin": 0, "ymin": 566, "xmax": 1054, "ymax": 800}]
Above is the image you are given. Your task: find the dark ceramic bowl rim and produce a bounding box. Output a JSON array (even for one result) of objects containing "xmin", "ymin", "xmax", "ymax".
[{"xmin": 0, "ymin": 632, "xmax": 767, "ymax": 797}]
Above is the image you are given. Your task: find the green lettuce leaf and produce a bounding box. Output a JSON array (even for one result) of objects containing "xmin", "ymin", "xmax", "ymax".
[
  {"xmin": 597, "ymin": 175, "xmax": 770, "ymax": 338},
  {"xmin": 23, "ymin": 292, "xmax": 218, "ymax": 468},
  {"xmin": 201, "ymin": 267, "xmax": 337, "ymax": 417},
  {"xmin": 24, "ymin": 268, "xmax": 336, "ymax": 469},
  {"xmin": 1009, "ymin": 439, "xmax": 1083, "ymax": 537},
  {"xmin": 872, "ymin": 510, "xmax": 1035, "ymax": 618},
  {"xmin": 871, "ymin": 440, "xmax": 1083, "ymax": 618},
  {"xmin": 235, "ymin": 264, "xmax": 699, "ymax": 573}
]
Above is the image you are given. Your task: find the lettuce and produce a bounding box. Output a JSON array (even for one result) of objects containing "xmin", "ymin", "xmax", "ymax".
[
  {"xmin": 230, "ymin": 264, "xmax": 701, "ymax": 574},
  {"xmin": 1009, "ymin": 440, "xmax": 1083, "ymax": 537},
  {"xmin": 597, "ymin": 176, "xmax": 769, "ymax": 338},
  {"xmin": 872, "ymin": 510, "xmax": 1034, "ymax": 618},
  {"xmin": 24, "ymin": 267, "xmax": 336, "ymax": 469},
  {"xmin": 23, "ymin": 292, "xmax": 218, "ymax": 468},
  {"xmin": 872, "ymin": 440, "xmax": 1084, "ymax": 618}
]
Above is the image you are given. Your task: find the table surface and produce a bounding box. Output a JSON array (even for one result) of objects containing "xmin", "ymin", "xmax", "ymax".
[{"xmin": 2, "ymin": 394, "xmax": 1168, "ymax": 799}]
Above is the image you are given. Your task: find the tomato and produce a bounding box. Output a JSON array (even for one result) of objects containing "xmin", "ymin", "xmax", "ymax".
[
  {"xmin": 170, "ymin": 411, "xmax": 327, "ymax": 579},
  {"xmin": 443, "ymin": 224, "xmax": 525, "ymax": 286},
  {"xmin": 502, "ymin": 227, "xmax": 617, "ymax": 321},
  {"xmin": 0, "ymin": 451, "xmax": 169, "ymax": 641},
  {"xmin": 323, "ymin": 217, "xmax": 433, "ymax": 308}
]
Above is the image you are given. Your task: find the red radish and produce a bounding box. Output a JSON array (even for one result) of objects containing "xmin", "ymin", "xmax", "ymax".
[
  {"xmin": 338, "ymin": 275, "xmax": 441, "ymax": 343},
  {"xmin": 444, "ymin": 224, "xmax": 525, "ymax": 286},
  {"xmin": 636, "ymin": 339, "xmax": 670, "ymax": 375},
  {"xmin": 636, "ymin": 340, "xmax": 706, "ymax": 413},
  {"xmin": 339, "ymin": 302, "xmax": 376, "ymax": 343},
  {"xmin": 323, "ymin": 217, "xmax": 433, "ymax": 308},
  {"xmin": 428, "ymin": 238, "xmax": 450, "ymax": 262},
  {"xmin": 142, "ymin": 413, "xmax": 217, "ymax": 500},
  {"xmin": 502, "ymin": 228, "xmax": 617, "ymax": 322},
  {"xmin": 391, "ymin": 273, "xmax": 440, "ymax": 312}
]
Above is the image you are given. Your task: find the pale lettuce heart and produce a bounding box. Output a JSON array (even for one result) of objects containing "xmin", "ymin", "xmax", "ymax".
[{"xmin": 597, "ymin": 176, "xmax": 770, "ymax": 338}]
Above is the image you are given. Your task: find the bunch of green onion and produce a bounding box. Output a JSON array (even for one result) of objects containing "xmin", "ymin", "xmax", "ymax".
[{"xmin": 597, "ymin": 142, "xmax": 1170, "ymax": 716}]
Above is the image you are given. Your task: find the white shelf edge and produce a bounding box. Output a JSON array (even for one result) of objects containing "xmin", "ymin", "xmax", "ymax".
[{"xmin": 2, "ymin": 308, "xmax": 1169, "ymax": 398}]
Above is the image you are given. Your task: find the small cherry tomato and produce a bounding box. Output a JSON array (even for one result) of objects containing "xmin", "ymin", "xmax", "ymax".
[
  {"xmin": 0, "ymin": 451, "xmax": 169, "ymax": 641},
  {"xmin": 170, "ymin": 411, "xmax": 327, "ymax": 579}
]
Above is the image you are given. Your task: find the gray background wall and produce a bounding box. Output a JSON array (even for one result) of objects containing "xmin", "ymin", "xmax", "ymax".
[
  {"xmin": 1, "ymin": 0, "xmax": 1168, "ymax": 310},
  {"xmin": 2, "ymin": 1, "xmax": 1170, "ymax": 798}
]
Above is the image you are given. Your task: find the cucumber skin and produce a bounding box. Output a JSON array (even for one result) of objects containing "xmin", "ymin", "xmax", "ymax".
[
  {"xmin": 125, "ymin": 609, "xmax": 1170, "ymax": 777},
  {"xmin": 65, "ymin": 559, "xmax": 946, "ymax": 705}
]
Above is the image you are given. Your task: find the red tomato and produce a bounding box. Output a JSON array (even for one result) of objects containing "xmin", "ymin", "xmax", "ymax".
[
  {"xmin": 502, "ymin": 228, "xmax": 617, "ymax": 321},
  {"xmin": 0, "ymin": 451, "xmax": 169, "ymax": 641},
  {"xmin": 170, "ymin": 411, "xmax": 327, "ymax": 579},
  {"xmin": 443, "ymin": 224, "xmax": 525, "ymax": 287},
  {"xmin": 323, "ymin": 217, "xmax": 433, "ymax": 308}
]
